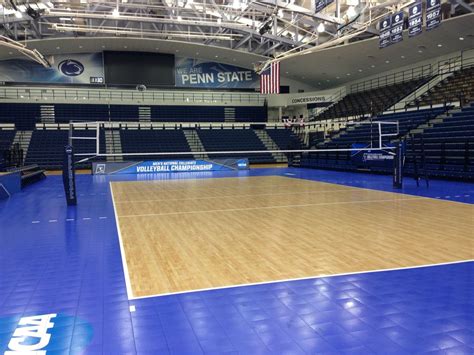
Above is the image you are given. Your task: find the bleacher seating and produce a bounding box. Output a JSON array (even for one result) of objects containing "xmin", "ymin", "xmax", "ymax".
[
  {"xmin": 151, "ymin": 105, "xmax": 267, "ymax": 122},
  {"xmin": 266, "ymin": 129, "xmax": 303, "ymax": 150},
  {"xmin": 25, "ymin": 129, "xmax": 105, "ymax": 169},
  {"xmin": 0, "ymin": 129, "xmax": 16, "ymax": 169},
  {"xmin": 316, "ymin": 78, "xmax": 427, "ymax": 120},
  {"xmin": 55, "ymin": 104, "xmax": 109, "ymax": 123},
  {"xmin": 197, "ymin": 129, "xmax": 275, "ymax": 163},
  {"xmin": 120, "ymin": 128, "xmax": 193, "ymax": 160},
  {"xmin": 0, "ymin": 104, "xmax": 38, "ymax": 130},
  {"xmin": 301, "ymin": 107, "xmax": 447, "ymax": 172},
  {"xmin": 412, "ymin": 67, "xmax": 474, "ymax": 107},
  {"xmin": 405, "ymin": 104, "xmax": 474, "ymax": 180},
  {"xmin": 0, "ymin": 103, "xmax": 267, "ymax": 125}
]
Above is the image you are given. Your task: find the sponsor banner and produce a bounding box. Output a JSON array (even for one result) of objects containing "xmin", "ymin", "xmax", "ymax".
[
  {"xmin": 351, "ymin": 143, "xmax": 395, "ymax": 167},
  {"xmin": 0, "ymin": 53, "xmax": 104, "ymax": 84},
  {"xmin": 315, "ymin": 0, "xmax": 333, "ymax": 12},
  {"xmin": 92, "ymin": 158, "xmax": 250, "ymax": 175},
  {"xmin": 0, "ymin": 313, "xmax": 93, "ymax": 354},
  {"xmin": 408, "ymin": 1, "xmax": 423, "ymax": 37},
  {"xmin": 379, "ymin": 15, "xmax": 392, "ymax": 48},
  {"xmin": 426, "ymin": 0, "xmax": 441, "ymax": 31},
  {"xmin": 289, "ymin": 95, "xmax": 331, "ymax": 106},
  {"xmin": 390, "ymin": 11, "xmax": 404, "ymax": 43},
  {"xmin": 175, "ymin": 57, "xmax": 258, "ymax": 89}
]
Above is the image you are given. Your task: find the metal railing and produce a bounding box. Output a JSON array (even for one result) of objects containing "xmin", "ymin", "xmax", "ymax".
[
  {"xmin": 0, "ymin": 86, "xmax": 266, "ymax": 105},
  {"xmin": 350, "ymin": 48, "xmax": 474, "ymax": 94},
  {"xmin": 350, "ymin": 64, "xmax": 433, "ymax": 94}
]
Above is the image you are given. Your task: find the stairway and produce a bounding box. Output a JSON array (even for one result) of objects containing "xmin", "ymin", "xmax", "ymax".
[
  {"xmin": 224, "ymin": 107, "xmax": 236, "ymax": 122},
  {"xmin": 403, "ymin": 108, "xmax": 459, "ymax": 138},
  {"xmin": 139, "ymin": 107, "xmax": 151, "ymax": 122},
  {"xmin": 389, "ymin": 71, "xmax": 456, "ymax": 111},
  {"xmin": 11, "ymin": 130, "xmax": 33, "ymax": 164},
  {"xmin": 183, "ymin": 130, "xmax": 209, "ymax": 159},
  {"xmin": 253, "ymin": 129, "xmax": 287, "ymax": 163},
  {"xmin": 105, "ymin": 130, "xmax": 123, "ymax": 162},
  {"xmin": 40, "ymin": 105, "xmax": 55, "ymax": 123}
]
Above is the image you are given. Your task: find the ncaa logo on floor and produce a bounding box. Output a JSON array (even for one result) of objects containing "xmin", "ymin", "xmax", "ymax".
[{"xmin": 1, "ymin": 313, "xmax": 93, "ymax": 354}]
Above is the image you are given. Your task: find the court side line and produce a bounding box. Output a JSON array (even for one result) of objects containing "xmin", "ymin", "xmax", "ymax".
[
  {"xmin": 129, "ymin": 259, "xmax": 474, "ymax": 300},
  {"xmin": 118, "ymin": 196, "xmax": 425, "ymax": 218},
  {"xmin": 113, "ymin": 188, "xmax": 360, "ymax": 204},
  {"xmin": 110, "ymin": 183, "xmax": 135, "ymax": 300},
  {"xmin": 284, "ymin": 174, "xmax": 474, "ymax": 206}
]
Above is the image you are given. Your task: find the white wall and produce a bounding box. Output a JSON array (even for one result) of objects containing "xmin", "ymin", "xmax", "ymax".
[
  {"xmin": 265, "ymin": 88, "xmax": 344, "ymax": 121},
  {"xmin": 280, "ymin": 76, "xmax": 318, "ymax": 93}
]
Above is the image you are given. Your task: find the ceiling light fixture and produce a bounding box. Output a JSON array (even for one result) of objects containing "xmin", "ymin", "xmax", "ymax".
[
  {"xmin": 112, "ymin": 8, "xmax": 120, "ymax": 17},
  {"xmin": 346, "ymin": 6, "xmax": 357, "ymax": 18},
  {"xmin": 317, "ymin": 23, "xmax": 325, "ymax": 33}
]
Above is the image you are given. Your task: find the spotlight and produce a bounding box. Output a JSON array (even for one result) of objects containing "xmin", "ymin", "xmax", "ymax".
[
  {"xmin": 347, "ymin": 6, "xmax": 357, "ymax": 18},
  {"xmin": 317, "ymin": 23, "xmax": 325, "ymax": 33}
]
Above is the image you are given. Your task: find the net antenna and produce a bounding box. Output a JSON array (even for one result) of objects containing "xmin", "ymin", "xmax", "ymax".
[{"xmin": 69, "ymin": 120, "xmax": 400, "ymax": 160}]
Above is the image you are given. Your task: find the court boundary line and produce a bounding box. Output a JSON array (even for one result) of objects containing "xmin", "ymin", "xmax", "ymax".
[
  {"xmin": 285, "ymin": 174, "xmax": 474, "ymax": 206},
  {"xmin": 110, "ymin": 182, "xmax": 135, "ymax": 300},
  {"xmin": 129, "ymin": 259, "xmax": 474, "ymax": 300},
  {"xmin": 110, "ymin": 176, "xmax": 473, "ymax": 301},
  {"xmin": 117, "ymin": 196, "xmax": 425, "ymax": 218}
]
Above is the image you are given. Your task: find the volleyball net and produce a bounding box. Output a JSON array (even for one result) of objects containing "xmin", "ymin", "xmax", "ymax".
[{"xmin": 68, "ymin": 120, "xmax": 400, "ymax": 164}]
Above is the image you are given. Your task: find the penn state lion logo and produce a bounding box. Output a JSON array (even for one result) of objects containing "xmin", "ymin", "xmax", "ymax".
[{"xmin": 58, "ymin": 59, "xmax": 85, "ymax": 77}]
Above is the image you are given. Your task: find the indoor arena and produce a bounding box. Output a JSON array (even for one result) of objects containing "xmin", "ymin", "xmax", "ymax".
[{"xmin": 0, "ymin": 0, "xmax": 473, "ymax": 354}]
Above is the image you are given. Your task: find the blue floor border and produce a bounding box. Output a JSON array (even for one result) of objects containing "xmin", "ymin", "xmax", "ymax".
[{"xmin": 0, "ymin": 167, "xmax": 472, "ymax": 354}]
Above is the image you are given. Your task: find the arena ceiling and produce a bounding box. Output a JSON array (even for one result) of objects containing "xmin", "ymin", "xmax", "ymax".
[{"xmin": 0, "ymin": 0, "xmax": 473, "ymax": 88}]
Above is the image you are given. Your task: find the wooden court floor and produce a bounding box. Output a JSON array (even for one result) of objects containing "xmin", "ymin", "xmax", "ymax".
[{"xmin": 111, "ymin": 176, "xmax": 474, "ymax": 298}]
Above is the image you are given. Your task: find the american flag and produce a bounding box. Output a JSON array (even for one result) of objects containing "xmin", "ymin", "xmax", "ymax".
[{"xmin": 260, "ymin": 62, "xmax": 280, "ymax": 94}]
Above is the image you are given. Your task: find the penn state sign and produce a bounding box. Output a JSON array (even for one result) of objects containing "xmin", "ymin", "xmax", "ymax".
[
  {"xmin": 1, "ymin": 313, "xmax": 93, "ymax": 354},
  {"xmin": 0, "ymin": 53, "xmax": 104, "ymax": 84},
  {"xmin": 175, "ymin": 57, "xmax": 258, "ymax": 89},
  {"xmin": 58, "ymin": 59, "xmax": 85, "ymax": 76}
]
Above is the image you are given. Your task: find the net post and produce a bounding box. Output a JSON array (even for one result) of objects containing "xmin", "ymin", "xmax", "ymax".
[
  {"xmin": 378, "ymin": 122, "xmax": 382, "ymax": 149},
  {"xmin": 393, "ymin": 140, "xmax": 404, "ymax": 189},
  {"xmin": 62, "ymin": 144, "xmax": 77, "ymax": 205}
]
